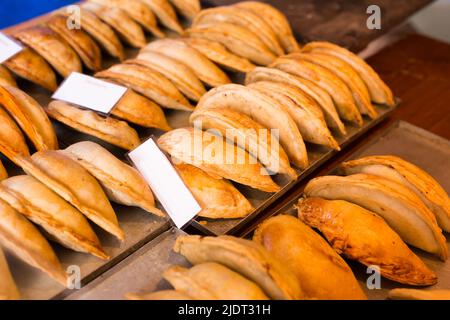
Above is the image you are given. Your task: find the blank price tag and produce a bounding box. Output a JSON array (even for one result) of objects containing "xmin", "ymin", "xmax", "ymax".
[
  {"xmin": 128, "ymin": 139, "xmax": 201, "ymax": 229},
  {"xmin": 52, "ymin": 72, "xmax": 127, "ymax": 114},
  {"xmin": 0, "ymin": 33, "xmax": 23, "ymax": 63}
]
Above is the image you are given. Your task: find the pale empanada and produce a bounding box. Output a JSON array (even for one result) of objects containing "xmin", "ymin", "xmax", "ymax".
[
  {"xmin": 174, "ymin": 235, "xmax": 305, "ymax": 300},
  {"xmin": 112, "ymin": 90, "xmax": 171, "ymax": 131},
  {"xmin": 141, "ymin": 0, "xmax": 184, "ymax": 35},
  {"xmin": 163, "ymin": 263, "xmax": 269, "ymax": 300},
  {"xmin": 195, "ymin": 84, "xmax": 308, "ymax": 169},
  {"xmin": 95, "ymin": 64, "xmax": 194, "ymax": 111},
  {"xmin": 168, "ymin": 0, "xmax": 200, "ymax": 19},
  {"xmin": 143, "ymin": 39, "xmax": 231, "ymax": 87},
  {"xmin": 389, "ymin": 288, "xmax": 450, "ymax": 300},
  {"xmin": 18, "ymin": 150, "xmax": 124, "ymax": 241},
  {"xmin": 158, "ymin": 128, "xmax": 280, "ymax": 193},
  {"xmin": 82, "ymin": 2, "xmax": 146, "ymax": 48},
  {"xmin": 0, "ymin": 161, "xmax": 7, "ymax": 181},
  {"xmin": 341, "ymin": 155, "xmax": 450, "ymax": 232},
  {"xmin": 0, "ymin": 198, "xmax": 67, "ymax": 285},
  {"xmin": 304, "ymin": 174, "xmax": 448, "ymax": 260},
  {"xmin": 254, "ymin": 215, "xmax": 366, "ymax": 299},
  {"xmin": 175, "ymin": 163, "xmax": 254, "ymax": 219},
  {"xmin": 47, "ymin": 15, "xmax": 102, "ymax": 71},
  {"xmin": 0, "ymin": 86, "xmax": 58, "ymax": 151},
  {"xmin": 46, "ymin": 100, "xmax": 140, "ymax": 151},
  {"xmin": 0, "ymin": 176, "xmax": 108, "ymax": 260},
  {"xmin": 131, "ymin": 51, "xmax": 206, "ymax": 101},
  {"xmin": 298, "ymin": 198, "xmax": 438, "ymax": 286},
  {"xmin": 89, "ymin": 0, "xmax": 165, "ymax": 38},
  {"xmin": 4, "ymin": 47, "xmax": 58, "ymax": 92},
  {"xmin": 234, "ymin": 1, "xmax": 300, "ymax": 53},
  {"xmin": 125, "ymin": 290, "xmax": 192, "ymax": 300},
  {"xmin": 271, "ymin": 57, "xmax": 363, "ymax": 126},
  {"xmin": 0, "ymin": 106, "xmax": 30, "ymax": 165},
  {"xmin": 63, "ymin": 141, "xmax": 165, "ymax": 217},
  {"xmin": 190, "ymin": 108, "xmax": 296, "ymax": 178},
  {"xmin": 14, "ymin": 26, "xmax": 82, "ymax": 78},
  {"xmin": 182, "ymin": 38, "xmax": 256, "ymax": 73},
  {"xmin": 248, "ymin": 81, "xmax": 339, "ymax": 150},
  {"xmin": 187, "ymin": 23, "xmax": 276, "ymax": 66},
  {"xmin": 192, "ymin": 6, "xmax": 283, "ymax": 56},
  {"xmin": 245, "ymin": 67, "xmax": 346, "ymax": 136},
  {"xmin": 0, "ymin": 246, "xmax": 20, "ymax": 300},
  {"xmin": 0, "ymin": 66, "xmax": 16, "ymax": 87}
]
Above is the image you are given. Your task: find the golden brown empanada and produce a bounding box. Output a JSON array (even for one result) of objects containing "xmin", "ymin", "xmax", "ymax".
[
  {"xmin": 0, "ymin": 198, "xmax": 66, "ymax": 285},
  {"xmin": 0, "ymin": 106, "xmax": 30, "ymax": 165},
  {"xmin": 298, "ymin": 197, "xmax": 438, "ymax": 286},
  {"xmin": 0, "ymin": 66, "xmax": 16, "ymax": 87},
  {"xmin": 143, "ymin": 39, "xmax": 231, "ymax": 87},
  {"xmin": 3, "ymin": 47, "xmax": 58, "ymax": 91},
  {"xmin": 341, "ymin": 155, "xmax": 450, "ymax": 233},
  {"xmin": 254, "ymin": 215, "xmax": 366, "ymax": 299},
  {"xmin": 47, "ymin": 15, "xmax": 102, "ymax": 71},
  {"xmin": 158, "ymin": 128, "xmax": 280, "ymax": 193},
  {"xmin": 141, "ymin": 0, "xmax": 184, "ymax": 35},
  {"xmin": 82, "ymin": 2, "xmax": 146, "ymax": 48},
  {"xmin": 0, "ymin": 246, "xmax": 20, "ymax": 300},
  {"xmin": 18, "ymin": 150, "xmax": 124, "ymax": 241},
  {"xmin": 174, "ymin": 235, "xmax": 305, "ymax": 300},
  {"xmin": 0, "ymin": 161, "xmax": 7, "ymax": 181},
  {"xmin": 46, "ymin": 100, "xmax": 140, "ymax": 151},
  {"xmin": 0, "ymin": 85, "xmax": 58, "ymax": 151},
  {"xmin": 95, "ymin": 64, "xmax": 194, "ymax": 111},
  {"xmin": 168, "ymin": 0, "xmax": 200, "ymax": 19},
  {"xmin": 14, "ymin": 26, "xmax": 82, "ymax": 78},
  {"xmin": 175, "ymin": 163, "xmax": 254, "ymax": 219},
  {"xmin": 63, "ymin": 141, "xmax": 165, "ymax": 217},
  {"xmin": 125, "ymin": 290, "xmax": 192, "ymax": 300},
  {"xmin": 389, "ymin": 288, "xmax": 450, "ymax": 300},
  {"xmin": 163, "ymin": 263, "xmax": 269, "ymax": 300},
  {"xmin": 0, "ymin": 176, "xmax": 108, "ymax": 260}
]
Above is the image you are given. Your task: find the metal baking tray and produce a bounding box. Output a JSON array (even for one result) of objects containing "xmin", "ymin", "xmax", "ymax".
[{"xmin": 240, "ymin": 120, "xmax": 450, "ymax": 300}]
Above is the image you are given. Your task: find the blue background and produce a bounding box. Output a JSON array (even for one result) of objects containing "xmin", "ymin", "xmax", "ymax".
[{"xmin": 0, "ymin": 0, "xmax": 75, "ymax": 29}]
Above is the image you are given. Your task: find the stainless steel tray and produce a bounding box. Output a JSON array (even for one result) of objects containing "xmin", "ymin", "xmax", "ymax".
[{"xmin": 242, "ymin": 120, "xmax": 450, "ymax": 300}]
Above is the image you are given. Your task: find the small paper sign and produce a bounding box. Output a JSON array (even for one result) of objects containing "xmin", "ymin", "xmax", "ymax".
[
  {"xmin": 52, "ymin": 72, "xmax": 127, "ymax": 114},
  {"xmin": 128, "ymin": 139, "xmax": 201, "ymax": 229},
  {"xmin": 0, "ymin": 33, "xmax": 23, "ymax": 63}
]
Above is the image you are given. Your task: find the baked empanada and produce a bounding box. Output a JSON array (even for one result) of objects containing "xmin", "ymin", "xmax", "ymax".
[
  {"xmin": 341, "ymin": 155, "xmax": 450, "ymax": 232},
  {"xmin": 131, "ymin": 51, "xmax": 206, "ymax": 101},
  {"xmin": 254, "ymin": 215, "xmax": 366, "ymax": 299},
  {"xmin": 0, "ymin": 66, "xmax": 16, "ymax": 87},
  {"xmin": 271, "ymin": 57, "xmax": 363, "ymax": 126},
  {"xmin": 304, "ymin": 174, "xmax": 448, "ymax": 260},
  {"xmin": 168, "ymin": 0, "xmax": 200, "ymax": 19},
  {"xmin": 18, "ymin": 150, "xmax": 124, "ymax": 241},
  {"xmin": 143, "ymin": 39, "xmax": 231, "ymax": 87},
  {"xmin": 14, "ymin": 26, "xmax": 82, "ymax": 78},
  {"xmin": 47, "ymin": 15, "xmax": 102, "ymax": 71},
  {"xmin": 82, "ymin": 2, "xmax": 146, "ymax": 48},
  {"xmin": 182, "ymin": 38, "xmax": 256, "ymax": 73},
  {"xmin": 125, "ymin": 290, "xmax": 192, "ymax": 300},
  {"xmin": 234, "ymin": 1, "xmax": 300, "ymax": 53},
  {"xmin": 0, "ymin": 246, "xmax": 20, "ymax": 300},
  {"xmin": 163, "ymin": 263, "xmax": 269, "ymax": 300},
  {"xmin": 302, "ymin": 41, "xmax": 395, "ymax": 106},
  {"xmin": 0, "ymin": 198, "xmax": 66, "ymax": 285},
  {"xmin": 63, "ymin": 141, "xmax": 165, "ymax": 217},
  {"xmin": 95, "ymin": 63, "xmax": 194, "ymax": 111},
  {"xmin": 0, "ymin": 175, "xmax": 108, "ymax": 260},
  {"xmin": 141, "ymin": 0, "xmax": 184, "ymax": 35},
  {"xmin": 112, "ymin": 90, "xmax": 171, "ymax": 131},
  {"xmin": 190, "ymin": 108, "xmax": 296, "ymax": 178},
  {"xmin": 298, "ymin": 198, "xmax": 438, "ymax": 286},
  {"xmin": 0, "ymin": 106, "xmax": 30, "ymax": 165},
  {"xmin": 158, "ymin": 128, "xmax": 280, "ymax": 193},
  {"xmin": 0, "ymin": 86, "xmax": 58, "ymax": 151},
  {"xmin": 195, "ymin": 84, "xmax": 308, "ymax": 169},
  {"xmin": 245, "ymin": 67, "xmax": 346, "ymax": 135},
  {"xmin": 89, "ymin": 0, "xmax": 165, "ymax": 38},
  {"xmin": 46, "ymin": 100, "xmax": 140, "ymax": 151},
  {"xmin": 0, "ymin": 161, "xmax": 7, "ymax": 181},
  {"xmin": 248, "ymin": 81, "xmax": 339, "ymax": 150},
  {"xmin": 4, "ymin": 48, "xmax": 58, "ymax": 91},
  {"xmin": 174, "ymin": 235, "xmax": 304, "ymax": 300},
  {"xmin": 389, "ymin": 288, "xmax": 450, "ymax": 300},
  {"xmin": 175, "ymin": 163, "xmax": 254, "ymax": 219}
]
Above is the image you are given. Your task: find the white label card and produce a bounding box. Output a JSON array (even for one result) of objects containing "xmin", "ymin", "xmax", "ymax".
[
  {"xmin": 52, "ymin": 72, "xmax": 128, "ymax": 114},
  {"xmin": 128, "ymin": 139, "xmax": 201, "ymax": 229},
  {"xmin": 0, "ymin": 33, "xmax": 23, "ymax": 63}
]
